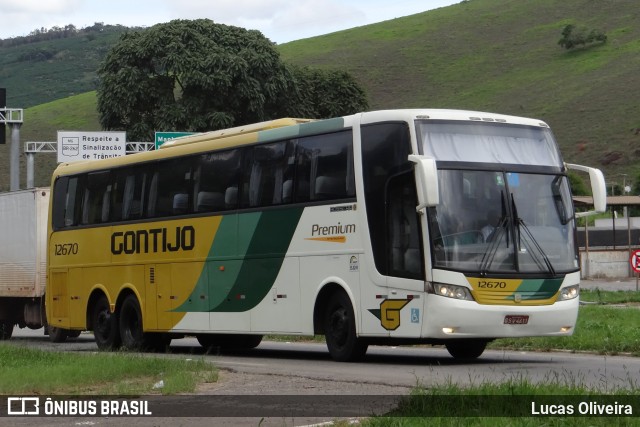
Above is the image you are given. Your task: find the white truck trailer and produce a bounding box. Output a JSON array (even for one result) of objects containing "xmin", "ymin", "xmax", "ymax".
[{"xmin": 0, "ymin": 188, "xmax": 74, "ymax": 341}]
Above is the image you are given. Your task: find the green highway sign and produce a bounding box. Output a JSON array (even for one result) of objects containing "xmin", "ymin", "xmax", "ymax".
[{"xmin": 154, "ymin": 131, "xmax": 195, "ymax": 149}]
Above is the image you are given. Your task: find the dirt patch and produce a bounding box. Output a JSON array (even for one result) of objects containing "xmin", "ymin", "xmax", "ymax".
[{"xmin": 197, "ymin": 369, "xmax": 412, "ymax": 395}]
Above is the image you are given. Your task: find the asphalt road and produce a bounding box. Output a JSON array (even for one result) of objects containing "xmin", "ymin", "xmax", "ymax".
[
  {"xmin": 4, "ymin": 279, "xmax": 640, "ymax": 427},
  {"xmin": 3, "ymin": 325, "xmax": 640, "ymax": 426}
]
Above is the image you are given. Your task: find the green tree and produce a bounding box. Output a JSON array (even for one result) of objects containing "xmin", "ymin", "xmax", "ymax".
[
  {"xmin": 558, "ymin": 24, "xmax": 607, "ymax": 50},
  {"xmin": 288, "ymin": 66, "xmax": 369, "ymax": 118},
  {"xmin": 97, "ymin": 19, "xmax": 368, "ymax": 141},
  {"xmin": 567, "ymin": 171, "xmax": 590, "ymax": 196}
]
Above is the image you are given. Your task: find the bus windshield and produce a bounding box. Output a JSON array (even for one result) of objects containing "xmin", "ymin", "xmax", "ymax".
[
  {"xmin": 427, "ymin": 169, "xmax": 578, "ymax": 275},
  {"xmin": 418, "ymin": 120, "xmax": 562, "ymax": 167}
]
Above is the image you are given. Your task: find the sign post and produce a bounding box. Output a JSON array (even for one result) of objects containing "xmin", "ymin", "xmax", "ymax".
[{"xmin": 629, "ymin": 250, "xmax": 640, "ymax": 291}]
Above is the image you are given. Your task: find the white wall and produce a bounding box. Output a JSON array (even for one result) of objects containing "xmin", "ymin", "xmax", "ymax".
[{"xmin": 579, "ymin": 249, "xmax": 632, "ymax": 279}]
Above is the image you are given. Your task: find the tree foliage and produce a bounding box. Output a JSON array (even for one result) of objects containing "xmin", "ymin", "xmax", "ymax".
[
  {"xmin": 97, "ymin": 19, "xmax": 368, "ymax": 141},
  {"xmin": 558, "ymin": 24, "xmax": 607, "ymax": 50},
  {"xmin": 567, "ymin": 171, "xmax": 590, "ymax": 196},
  {"xmin": 289, "ymin": 66, "xmax": 369, "ymax": 118}
]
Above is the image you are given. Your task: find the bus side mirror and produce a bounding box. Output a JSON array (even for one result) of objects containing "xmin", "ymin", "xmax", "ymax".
[
  {"xmin": 409, "ymin": 155, "xmax": 439, "ymax": 211},
  {"xmin": 566, "ymin": 163, "xmax": 607, "ymax": 217}
]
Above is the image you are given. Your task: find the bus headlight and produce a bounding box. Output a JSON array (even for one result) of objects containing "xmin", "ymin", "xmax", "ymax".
[
  {"xmin": 558, "ymin": 285, "xmax": 579, "ymax": 301},
  {"xmin": 427, "ymin": 282, "xmax": 474, "ymax": 301}
]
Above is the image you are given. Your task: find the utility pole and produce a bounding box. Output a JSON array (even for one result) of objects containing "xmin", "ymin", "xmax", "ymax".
[{"xmin": 0, "ymin": 88, "xmax": 24, "ymax": 191}]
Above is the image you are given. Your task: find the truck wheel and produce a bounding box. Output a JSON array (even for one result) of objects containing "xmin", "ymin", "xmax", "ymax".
[
  {"xmin": 445, "ymin": 339, "xmax": 487, "ymax": 360},
  {"xmin": 324, "ymin": 291, "xmax": 367, "ymax": 362},
  {"xmin": 48, "ymin": 326, "xmax": 68, "ymax": 343},
  {"xmin": 91, "ymin": 295, "xmax": 121, "ymax": 350},
  {"xmin": 0, "ymin": 321, "xmax": 14, "ymax": 340},
  {"xmin": 119, "ymin": 295, "xmax": 144, "ymax": 351}
]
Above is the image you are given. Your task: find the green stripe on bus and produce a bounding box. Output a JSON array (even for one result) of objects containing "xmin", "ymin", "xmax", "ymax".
[
  {"xmin": 257, "ymin": 117, "xmax": 345, "ymax": 142},
  {"xmin": 212, "ymin": 208, "xmax": 303, "ymax": 312},
  {"xmin": 175, "ymin": 208, "xmax": 303, "ymax": 313},
  {"xmin": 506, "ymin": 278, "xmax": 563, "ymax": 301}
]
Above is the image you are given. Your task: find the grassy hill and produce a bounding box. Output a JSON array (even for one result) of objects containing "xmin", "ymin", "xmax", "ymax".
[
  {"xmin": 278, "ymin": 0, "xmax": 640, "ymax": 186},
  {"xmin": 2, "ymin": 0, "xmax": 640, "ymax": 190},
  {"xmin": 0, "ymin": 24, "xmax": 129, "ymax": 108}
]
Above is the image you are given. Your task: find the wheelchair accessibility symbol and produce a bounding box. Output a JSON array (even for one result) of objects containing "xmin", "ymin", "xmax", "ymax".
[{"xmin": 411, "ymin": 308, "xmax": 420, "ymax": 323}]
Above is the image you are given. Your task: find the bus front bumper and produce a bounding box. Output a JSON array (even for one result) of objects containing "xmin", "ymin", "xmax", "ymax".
[{"xmin": 421, "ymin": 295, "xmax": 579, "ymax": 339}]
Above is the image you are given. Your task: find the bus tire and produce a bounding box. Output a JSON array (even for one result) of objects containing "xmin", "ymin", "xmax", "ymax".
[
  {"xmin": 91, "ymin": 295, "xmax": 121, "ymax": 350},
  {"xmin": 196, "ymin": 334, "xmax": 262, "ymax": 350},
  {"xmin": 143, "ymin": 333, "xmax": 172, "ymax": 352},
  {"xmin": 223, "ymin": 334, "xmax": 263, "ymax": 349},
  {"xmin": 196, "ymin": 334, "xmax": 219, "ymax": 350},
  {"xmin": 235, "ymin": 334, "xmax": 263, "ymax": 349},
  {"xmin": 0, "ymin": 321, "xmax": 14, "ymax": 340},
  {"xmin": 445, "ymin": 339, "xmax": 487, "ymax": 360},
  {"xmin": 324, "ymin": 291, "xmax": 367, "ymax": 362},
  {"xmin": 119, "ymin": 295, "xmax": 145, "ymax": 351},
  {"xmin": 67, "ymin": 330, "xmax": 82, "ymax": 338},
  {"xmin": 48, "ymin": 326, "xmax": 68, "ymax": 343}
]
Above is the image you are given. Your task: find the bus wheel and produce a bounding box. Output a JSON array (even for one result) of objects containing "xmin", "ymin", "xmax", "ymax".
[
  {"xmin": 196, "ymin": 334, "xmax": 220, "ymax": 350},
  {"xmin": 222, "ymin": 334, "xmax": 263, "ymax": 349},
  {"xmin": 235, "ymin": 334, "xmax": 263, "ymax": 349},
  {"xmin": 91, "ymin": 295, "xmax": 121, "ymax": 350},
  {"xmin": 48, "ymin": 326, "xmax": 68, "ymax": 343},
  {"xmin": 67, "ymin": 330, "xmax": 82, "ymax": 338},
  {"xmin": 445, "ymin": 339, "xmax": 487, "ymax": 360},
  {"xmin": 143, "ymin": 333, "xmax": 172, "ymax": 352},
  {"xmin": 324, "ymin": 292, "xmax": 368, "ymax": 362},
  {"xmin": 0, "ymin": 321, "xmax": 14, "ymax": 340},
  {"xmin": 119, "ymin": 295, "xmax": 145, "ymax": 351}
]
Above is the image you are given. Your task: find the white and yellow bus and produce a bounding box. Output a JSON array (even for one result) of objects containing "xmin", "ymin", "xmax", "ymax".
[{"xmin": 46, "ymin": 109, "xmax": 606, "ymax": 361}]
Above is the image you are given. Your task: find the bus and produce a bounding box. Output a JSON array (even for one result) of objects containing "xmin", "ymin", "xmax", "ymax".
[{"xmin": 46, "ymin": 109, "xmax": 606, "ymax": 361}]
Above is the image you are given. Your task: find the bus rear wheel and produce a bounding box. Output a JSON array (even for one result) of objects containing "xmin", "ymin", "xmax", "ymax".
[
  {"xmin": 324, "ymin": 292, "xmax": 367, "ymax": 362},
  {"xmin": 119, "ymin": 295, "xmax": 144, "ymax": 351},
  {"xmin": 48, "ymin": 326, "xmax": 68, "ymax": 343},
  {"xmin": 197, "ymin": 334, "xmax": 263, "ymax": 350},
  {"xmin": 91, "ymin": 295, "xmax": 120, "ymax": 350},
  {"xmin": 120, "ymin": 295, "xmax": 171, "ymax": 352},
  {"xmin": 0, "ymin": 321, "xmax": 13, "ymax": 340},
  {"xmin": 445, "ymin": 339, "xmax": 487, "ymax": 360}
]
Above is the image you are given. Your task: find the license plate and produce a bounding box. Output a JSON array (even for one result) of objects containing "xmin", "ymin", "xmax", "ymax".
[{"xmin": 504, "ymin": 315, "xmax": 529, "ymax": 325}]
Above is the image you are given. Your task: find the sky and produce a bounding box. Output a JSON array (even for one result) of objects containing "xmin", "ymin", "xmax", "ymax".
[{"xmin": 0, "ymin": 0, "xmax": 458, "ymax": 44}]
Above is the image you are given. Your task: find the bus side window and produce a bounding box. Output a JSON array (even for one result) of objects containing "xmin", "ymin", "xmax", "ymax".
[
  {"xmin": 148, "ymin": 158, "xmax": 195, "ymax": 218},
  {"xmin": 295, "ymin": 131, "xmax": 354, "ymax": 203},
  {"xmin": 115, "ymin": 169, "xmax": 147, "ymax": 221},
  {"xmin": 81, "ymin": 171, "xmax": 110, "ymax": 225},
  {"xmin": 53, "ymin": 176, "xmax": 82, "ymax": 229},
  {"xmin": 196, "ymin": 149, "xmax": 241, "ymax": 212},
  {"xmin": 361, "ymin": 122, "xmax": 413, "ymax": 276},
  {"xmin": 387, "ymin": 172, "xmax": 424, "ymax": 280},
  {"xmin": 242, "ymin": 141, "xmax": 292, "ymax": 208}
]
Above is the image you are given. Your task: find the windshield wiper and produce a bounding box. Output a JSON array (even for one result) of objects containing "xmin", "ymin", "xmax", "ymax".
[
  {"xmin": 479, "ymin": 216, "xmax": 507, "ymax": 275},
  {"xmin": 511, "ymin": 195, "xmax": 556, "ymax": 276},
  {"xmin": 479, "ymin": 191, "xmax": 509, "ymax": 275}
]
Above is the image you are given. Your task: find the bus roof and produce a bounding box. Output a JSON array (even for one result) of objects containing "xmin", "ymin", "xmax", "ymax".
[
  {"xmin": 359, "ymin": 109, "xmax": 550, "ymax": 128},
  {"xmin": 51, "ymin": 109, "xmax": 550, "ymax": 179},
  {"xmin": 159, "ymin": 118, "xmax": 315, "ymax": 149}
]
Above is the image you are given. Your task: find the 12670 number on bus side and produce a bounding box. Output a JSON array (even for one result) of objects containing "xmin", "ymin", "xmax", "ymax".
[{"xmin": 54, "ymin": 243, "xmax": 79, "ymax": 256}]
